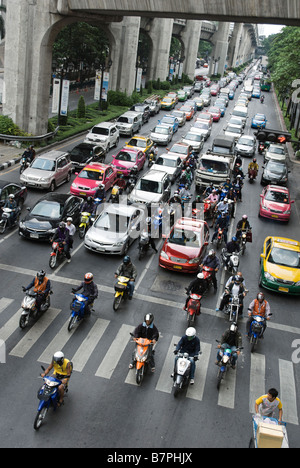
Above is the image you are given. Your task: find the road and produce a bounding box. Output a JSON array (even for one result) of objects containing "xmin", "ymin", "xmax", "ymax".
[{"xmin": 0, "ymin": 66, "xmax": 299, "ymax": 451}]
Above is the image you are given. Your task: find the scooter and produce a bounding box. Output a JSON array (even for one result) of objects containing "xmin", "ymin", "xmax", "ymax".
[
  {"xmin": 34, "ymin": 365, "xmax": 72, "ymax": 430},
  {"xmin": 201, "ymin": 265, "xmax": 215, "ymax": 289},
  {"xmin": 216, "ymin": 340, "xmax": 243, "ymax": 390},
  {"xmin": 49, "ymin": 241, "xmax": 70, "ymax": 269},
  {"xmin": 248, "ymin": 314, "xmax": 271, "ymax": 353},
  {"xmin": 258, "ymin": 142, "xmax": 265, "ymax": 155},
  {"xmin": 113, "ymin": 276, "xmax": 130, "ymax": 311},
  {"xmin": 185, "ymin": 290, "xmax": 202, "ymax": 327},
  {"xmin": 0, "ymin": 207, "xmax": 21, "ymax": 234},
  {"xmin": 239, "ymin": 229, "xmax": 252, "ymax": 255},
  {"xmin": 248, "ymin": 169, "xmax": 257, "ymax": 184},
  {"xmin": 19, "ymin": 154, "xmax": 31, "ymax": 174},
  {"xmin": 172, "ymin": 347, "xmax": 201, "ymax": 397},
  {"xmin": 19, "ymin": 288, "xmax": 52, "ymax": 329},
  {"xmin": 138, "ymin": 231, "xmax": 150, "ymax": 260},
  {"xmin": 221, "ymin": 248, "xmax": 240, "ymax": 274},
  {"xmin": 68, "ymin": 293, "xmax": 90, "ymax": 331},
  {"xmin": 130, "ymin": 333, "xmax": 155, "ymax": 385},
  {"xmin": 215, "ymin": 227, "xmax": 225, "ymax": 249},
  {"xmin": 78, "ymin": 211, "xmax": 92, "ymax": 239},
  {"xmin": 127, "ymin": 169, "xmax": 138, "ymax": 193},
  {"xmin": 148, "ymin": 151, "xmax": 156, "ymax": 167}
]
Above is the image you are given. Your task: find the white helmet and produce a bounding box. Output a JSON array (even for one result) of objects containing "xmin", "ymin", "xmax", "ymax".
[
  {"xmin": 53, "ymin": 351, "xmax": 64, "ymax": 366},
  {"xmin": 186, "ymin": 327, "xmax": 196, "ymax": 338},
  {"xmin": 197, "ymin": 272, "xmax": 204, "ymax": 279}
]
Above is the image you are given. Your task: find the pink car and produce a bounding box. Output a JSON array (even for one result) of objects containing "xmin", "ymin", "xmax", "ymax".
[
  {"xmin": 208, "ymin": 106, "xmax": 221, "ymax": 122},
  {"xmin": 259, "ymin": 185, "xmax": 294, "ymax": 222},
  {"xmin": 111, "ymin": 148, "xmax": 146, "ymax": 176},
  {"xmin": 70, "ymin": 162, "xmax": 118, "ymax": 197}
]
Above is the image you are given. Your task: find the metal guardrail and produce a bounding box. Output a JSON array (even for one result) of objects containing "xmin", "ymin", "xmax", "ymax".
[{"xmin": 0, "ymin": 126, "xmax": 59, "ymax": 144}]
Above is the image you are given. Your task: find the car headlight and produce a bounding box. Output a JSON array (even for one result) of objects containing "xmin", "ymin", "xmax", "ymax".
[
  {"xmin": 295, "ymin": 281, "xmax": 300, "ymax": 287},
  {"xmin": 19, "ymin": 221, "xmax": 25, "ymax": 229},
  {"xmin": 71, "ymin": 182, "xmax": 78, "ymax": 188},
  {"xmin": 113, "ymin": 241, "xmax": 125, "ymax": 247},
  {"xmin": 188, "ymin": 257, "xmax": 201, "ymax": 264},
  {"xmin": 160, "ymin": 251, "xmax": 169, "ymax": 260},
  {"xmin": 264, "ymin": 272, "xmax": 275, "ymax": 282}
]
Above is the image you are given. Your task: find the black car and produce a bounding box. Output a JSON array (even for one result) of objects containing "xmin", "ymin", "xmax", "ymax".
[
  {"xmin": 68, "ymin": 143, "xmax": 105, "ymax": 172},
  {"xmin": 260, "ymin": 160, "xmax": 290, "ymax": 186},
  {"xmin": 0, "ymin": 180, "xmax": 27, "ymax": 208},
  {"xmin": 130, "ymin": 103, "xmax": 150, "ymax": 124},
  {"xmin": 19, "ymin": 193, "xmax": 84, "ymax": 241}
]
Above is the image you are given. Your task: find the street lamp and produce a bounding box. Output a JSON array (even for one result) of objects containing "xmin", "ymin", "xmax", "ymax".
[
  {"xmin": 95, "ymin": 58, "xmax": 113, "ymax": 111},
  {"xmin": 52, "ymin": 58, "xmax": 69, "ymax": 126}
]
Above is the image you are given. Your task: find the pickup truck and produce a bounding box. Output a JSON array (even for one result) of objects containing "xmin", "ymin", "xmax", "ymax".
[{"xmin": 195, "ymin": 136, "xmax": 236, "ymax": 192}]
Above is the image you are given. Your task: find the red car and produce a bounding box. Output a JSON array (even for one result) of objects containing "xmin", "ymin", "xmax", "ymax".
[
  {"xmin": 210, "ymin": 85, "xmax": 220, "ymax": 96},
  {"xmin": 259, "ymin": 185, "xmax": 294, "ymax": 223},
  {"xmin": 208, "ymin": 106, "xmax": 221, "ymax": 122},
  {"xmin": 70, "ymin": 162, "xmax": 118, "ymax": 197},
  {"xmin": 179, "ymin": 105, "xmax": 195, "ymax": 121},
  {"xmin": 159, "ymin": 218, "xmax": 209, "ymax": 273}
]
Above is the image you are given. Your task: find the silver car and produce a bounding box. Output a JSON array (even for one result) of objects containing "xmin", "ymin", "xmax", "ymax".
[
  {"xmin": 20, "ymin": 150, "xmax": 72, "ymax": 191},
  {"xmin": 150, "ymin": 125, "xmax": 173, "ymax": 145},
  {"xmin": 84, "ymin": 204, "xmax": 143, "ymax": 255}
]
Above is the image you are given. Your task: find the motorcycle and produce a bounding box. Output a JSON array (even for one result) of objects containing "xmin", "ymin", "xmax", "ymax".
[
  {"xmin": 216, "ymin": 340, "xmax": 243, "ymax": 390},
  {"xmin": 239, "ymin": 229, "xmax": 252, "ymax": 255},
  {"xmin": 138, "ymin": 231, "xmax": 150, "ymax": 260},
  {"xmin": 49, "ymin": 240, "xmax": 70, "ymax": 269},
  {"xmin": 68, "ymin": 293, "xmax": 90, "ymax": 331},
  {"xmin": 0, "ymin": 207, "xmax": 21, "ymax": 234},
  {"xmin": 111, "ymin": 185, "xmax": 121, "ymax": 203},
  {"xmin": 224, "ymin": 293, "xmax": 245, "ymax": 322},
  {"xmin": 201, "ymin": 266, "xmax": 215, "ymax": 289},
  {"xmin": 19, "ymin": 155, "xmax": 31, "ymax": 174},
  {"xmin": 258, "ymin": 142, "xmax": 265, "ymax": 155},
  {"xmin": 185, "ymin": 290, "xmax": 202, "ymax": 327},
  {"xmin": 203, "ymin": 199, "xmax": 213, "ymax": 220},
  {"xmin": 248, "ymin": 169, "xmax": 257, "ymax": 184},
  {"xmin": 34, "ymin": 365, "xmax": 72, "ymax": 430},
  {"xmin": 148, "ymin": 151, "xmax": 156, "ymax": 167},
  {"xmin": 130, "ymin": 333, "xmax": 155, "ymax": 385},
  {"xmin": 79, "ymin": 198, "xmax": 102, "ymax": 238},
  {"xmin": 215, "ymin": 227, "xmax": 225, "ymax": 249},
  {"xmin": 127, "ymin": 170, "xmax": 138, "ymax": 193},
  {"xmin": 113, "ymin": 276, "xmax": 130, "ymax": 311},
  {"xmin": 248, "ymin": 314, "xmax": 271, "ymax": 353},
  {"xmin": 19, "ymin": 288, "xmax": 52, "ymax": 329},
  {"xmin": 172, "ymin": 346, "xmax": 201, "ymax": 397},
  {"xmin": 221, "ymin": 248, "xmax": 240, "ymax": 274}
]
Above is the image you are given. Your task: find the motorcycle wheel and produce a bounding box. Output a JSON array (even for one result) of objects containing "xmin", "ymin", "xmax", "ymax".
[
  {"xmin": 217, "ymin": 370, "xmax": 223, "ymax": 390},
  {"xmin": 49, "ymin": 255, "xmax": 57, "ymax": 269},
  {"xmin": 19, "ymin": 314, "xmax": 29, "ymax": 329},
  {"xmin": 250, "ymin": 335, "xmax": 257, "ymax": 353},
  {"xmin": 173, "ymin": 382, "xmax": 181, "ymax": 397},
  {"xmin": 187, "ymin": 312, "xmax": 195, "ymax": 327},
  {"xmin": 0, "ymin": 220, "xmax": 7, "ymax": 234},
  {"xmin": 68, "ymin": 315, "xmax": 77, "ymax": 332},
  {"xmin": 79, "ymin": 226, "xmax": 86, "ymax": 239},
  {"xmin": 113, "ymin": 295, "xmax": 122, "ymax": 311},
  {"xmin": 136, "ymin": 367, "xmax": 144, "ymax": 386},
  {"xmin": 33, "ymin": 407, "xmax": 48, "ymax": 430}
]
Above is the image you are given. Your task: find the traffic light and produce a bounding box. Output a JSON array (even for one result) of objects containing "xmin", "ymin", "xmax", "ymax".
[{"xmin": 254, "ymin": 128, "xmax": 291, "ymax": 143}]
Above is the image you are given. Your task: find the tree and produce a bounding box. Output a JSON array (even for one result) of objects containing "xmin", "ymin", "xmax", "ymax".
[{"xmin": 77, "ymin": 95, "xmax": 86, "ymax": 119}]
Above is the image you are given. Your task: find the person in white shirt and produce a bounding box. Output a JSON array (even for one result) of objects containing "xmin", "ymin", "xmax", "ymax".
[{"xmin": 65, "ymin": 217, "xmax": 76, "ymax": 248}]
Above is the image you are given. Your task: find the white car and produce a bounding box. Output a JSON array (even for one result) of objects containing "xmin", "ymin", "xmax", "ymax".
[
  {"xmin": 151, "ymin": 154, "xmax": 183, "ymax": 183},
  {"xmin": 150, "ymin": 125, "xmax": 173, "ymax": 145},
  {"xmin": 181, "ymin": 130, "xmax": 204, "ymax": 153},
  {"xmin": 264, "ymin": 143, "xmax": 287, "ymax": 164},
  {"xmin": 84, "ymin": 122, "xmax": 120, "ymax": 152},
  {"xmin": 223, "ymin": 124, "xmax": 243, "ymax": 140},
  {"xmin": 190, "ymin": 121, "xmax": 211, "ymax": 141}
]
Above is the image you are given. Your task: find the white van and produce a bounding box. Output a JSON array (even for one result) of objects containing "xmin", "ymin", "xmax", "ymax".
[
  {"xmin": 116, "ymin": 111, "xmax": 143, "ymax": 136},
  {"xmin": 231, "ymin": 106, "xmax": 248, "ymax": 127}
]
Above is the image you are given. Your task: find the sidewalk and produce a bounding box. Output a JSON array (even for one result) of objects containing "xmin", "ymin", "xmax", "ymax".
[{"xmin": 0, "ymin": 143, "xmax": 23, "ymax": 171}]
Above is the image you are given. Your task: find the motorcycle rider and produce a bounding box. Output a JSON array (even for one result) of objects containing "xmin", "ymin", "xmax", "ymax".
[
  {"xmin": 246, "ymin": 292, "xmax": 271, "ymax": 337},
  {"xmin": 94, "ymin": 183, "xmax": 107, "ymax": 203},
  {"xmin": 200, "ymin": 249, "xmax": 220, "ymax": 291},
  {"xmin": 71, "ymin": 272, "xmax": 98, "ymax": 315},
  {"xmin": 183, "ymin": 272, "xmax": 208, "ymax": 311},
  {"xmin": 52, "ymin": 221, "xmax": 71, "ymax": 263},
  {"xmin": 3, "ymin": 194, "xmax": 17, "ymax": 227},
  {"xmin": 173, "ymin": 327, "xmax": 201, "ymax": 384},
  {"xmin": 216, "ymin": 274, "xmax": 247, "ymax": 315},
  {"xmin": 211, "ymin": 197, "xmax": 229, "ymax": 228},
  {"xmin": 115, "ymin": 256, "xmax": 137, "ymax": 300},
  {"xmin": 233, "ymin": 174, "xmax": 244, "ymax": 202},
  {"xmin": 236, "ymin": 214, "xmax": 252, "ymax": 240},
  {"xmin": 41, "ymin": 351, "xmax": 72, "ymax": 407},
  {"xmin": 23, "ymin": 270, "xmax": 51, "ymax": 313},
  {"xmin": 248, "ymin": 158, "xmax": 259, "ymax": 179},
  {"xmin": 22, "ymin": 145, "xmax": 35, "ymax": 164},
  {"xmin": 222, "ymin": 236, "xmax": 240, "ymax": 270},
  {"xmin": 216, "ymin": 322, "xmax": 242, "ymax": 369},
  {"xmin": 129, "ymin": 313, "xmax": 159, "ymax": 371},
  {"xmin": 181, "ymin": 166, "xmax": 193, "ymax": 187},
  {"xmin": 81, "ymin": 196, "xmax": 96, "ymax": 215},
  {"xmin": 260, "ymin": 94, "xmax": 265, "ymax": 104},
  {"xmin": 211, "ymin": 211, "xmax": 229, "ymax": 244}
]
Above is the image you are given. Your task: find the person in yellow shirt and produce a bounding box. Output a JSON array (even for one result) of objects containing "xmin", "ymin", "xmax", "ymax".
[
  {"xmin": 248, "ymin": 158, "xmax": 259, "ymax": 179},
  {"xmin": 255, "ymin": 388, "xmax": 283, "ymax": 422},
  {"xmin": 41, "ymin": 351, "xmax": 72, "ymax": 407}
]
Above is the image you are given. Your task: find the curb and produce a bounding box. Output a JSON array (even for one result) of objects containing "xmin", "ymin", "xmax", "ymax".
[{"xmin": 0, "ymin": 155, "xmax": 21, "ymax": 172}]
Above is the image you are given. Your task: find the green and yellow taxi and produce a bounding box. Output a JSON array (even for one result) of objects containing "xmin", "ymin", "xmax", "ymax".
[
  {"xmin": 160, "ymin": 95, "xmax": 176, "ymax": 111},
  {"xmin": 259, "ymin": 236, "xmax": 300, "ymax": 295}
]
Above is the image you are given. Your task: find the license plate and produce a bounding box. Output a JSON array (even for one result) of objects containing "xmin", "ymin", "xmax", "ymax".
[
  {"xmin": 173, "ymin": 265, "xmax": 182, "ymax": 270},
  {"xmin": 278, "ymin": 287, "xmax": 289, "ymax": 292},
  {"xmin": 271, "ymin": 214, "xmax": 278, "ymax": 218},
  {"xmin": 30, "ymin": 233, "xmax": 39, "ymax": 239},
  {"xmin": 97, "ymin": 247, "xmax": 105, "ymax": 252},
  {"xmin": 79, "ymin": 192, "xmax": 86, "ymax": 196}
]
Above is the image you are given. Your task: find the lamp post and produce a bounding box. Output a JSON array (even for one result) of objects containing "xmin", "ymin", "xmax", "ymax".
[
  {"xmin": 95, "ymin": 58, "xmax": 112, "ymax": 111},
  {"xmin": 52, "ymin": 59, "xmax": 69, "ymax": 126}
]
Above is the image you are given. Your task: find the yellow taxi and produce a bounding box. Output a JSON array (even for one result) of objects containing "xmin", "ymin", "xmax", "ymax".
[
  {"xmin": 161, "ymin": 95, "xmax": 176, "ymax": 111},
  {"xmin": 124, "ymin": 135, "xmax": 153, "ymax": 157},
  {"xmin": 259, "ymin": 236, "xmax": 300, "ymax": 295}
]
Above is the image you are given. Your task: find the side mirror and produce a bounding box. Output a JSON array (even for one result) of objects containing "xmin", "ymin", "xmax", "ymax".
[{"xmin": 260, "ymin": 253, "xmax": 265, "ymax": 259}]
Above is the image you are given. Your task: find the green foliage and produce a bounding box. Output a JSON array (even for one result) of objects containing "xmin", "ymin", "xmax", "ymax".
[
  {"xmin": 77, "ymin": 95, "xmax": 86, "ymax": 118},
  {"xmin": 0, "ymin": 115, "xmax": 30, "ymax": 136}
]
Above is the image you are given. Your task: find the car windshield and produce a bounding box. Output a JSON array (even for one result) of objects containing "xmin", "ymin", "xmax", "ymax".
[
  {"xmin": 198, "ymin": 114, "xmax": 210, "ymax": 120},
  {"xmin": 181, "ymin": 106, "xmax": 192, "ymax": 112},
  {"xmin": 156, "ymin": 157, "xmax": 176, "ymax": 167},
  {"xmin": 154, "ymin": 127, "xmax": 169, "ymax": 134},
  {"xmin": 91, "ymin": 127, "xmax": 109, "ymax": 135},
  {"xmin": 31, "ymin": 201, "xmax": 62, "ymax": 218},
  {"xmin": 79, "ymin": 169, "xmax": 103, "ymax": 181},
  {"xmin": 95, "ymin": 212, "xmax": 129, "ymax": 233},
  {"xmin": 238, "ymin": 137, "xmax": 253, "ymax": 146},
  {"xmin": 169, "ymin": 144, "xmax": 188, "ymax": 155},
  {"xmin": 137, "ymin": 179, "xmax": 162, "ymax": 194},
  {"xmin": 212, "ymin": 145, "xmax": 232, "ymax": 155},
  {"xmin": 265, "ymin": 190, "xmax": 289, "ymax": 204},
  {"xmin": 226, "ymin": 126, "xmax": 242, "ymax": 134},
  {"xmin": 269, "ymin": 146, "xmax": 285, "ymax": 155},
  {"xmin": 163, "ymin": 98, "xmax": 172, "ymax": 103},
  {"xmin": 161, "ymin": 118, "xmax": 174, "ymax": 124},
  {"xmin": 117, "ymin": 117, "xmax": 130, "ymax": 123},
  {"xmin": 194, "ymin": 122, "xmax": 208, "ymax": 129},
  {"xmin": 266, "ymin": 161, "xmax": 286, "ymax": 173},
  {"xmin": 233, "ymin": 110, "xmax": 247, "ymax": 118},
  {"xmin": 115, "ymin": 151, "xmax": 136, "ymax": 162},
  {"xmin": 199, "ymin": 159, "xmax": 228, "ymax": 174},
  {"xmin": 185, "ymin": 133, "xmax": 202, "ymax": 141},
  {"xmin": 31, "ymin": 158, "xmax": 55, "ymax": 172},
  {"xmin": 128, "ymin": 138, "xmax": 147, "ymax": 148},
  {"xmin": 254, "ymin": 114, "xmax": 265, "ymax": 121},
  {"xmin": 172, "ymin": 111, "xmax": 183, "ymax": 118},
  {"xmin": 229, "ymin": 118, "xmax": 243, "ymax": 126},
  {"xmin": 268, "ymin": 247, "xmax": 300, "ymax": 269},
  {"xmin": 169, "ymin": 228, "xmax": 200, "ymax": 247},
  {"xmin": 133, "ymin": 106, "xmax": 145, "ymax": 112}
]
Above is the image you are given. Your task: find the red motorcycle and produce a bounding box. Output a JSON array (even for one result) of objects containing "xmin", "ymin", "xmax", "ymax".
[
  {"xmin": 185, "ymin": 292, "xmax": 202, "ymax": 326},
  {"xmin": 216, "ymin": 227, "xmax": 225, "ymax": 248},
  {"xmin": 201, "ymin": 266, "xmax": 215, "ymax": 289},
  {"xmin": 248, "ymin": 169, "xmax": 257, "ymax": 184},
  {"xmin": 258, "ymin": 142, "xmax": 265, "ymax": 155},
  {"xmin": 49, "ymin": 241, "xmax": 65, "ymax": 269}
]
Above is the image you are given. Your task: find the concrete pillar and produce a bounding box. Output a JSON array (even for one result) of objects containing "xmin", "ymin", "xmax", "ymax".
[
  {"xmin": 180, "ymin": 20, "xmax": 202, "ymax": 80},
  {"xmin": 209, "ymin": 22, "xmax": 231, "ymax": 77},
  {"xmin": 147, "ymin": 18, "xmax": 174, "ymax": 82},
  {"xmin": 228, "ymin": 23, "xmax": 243, "ymax": 68}
]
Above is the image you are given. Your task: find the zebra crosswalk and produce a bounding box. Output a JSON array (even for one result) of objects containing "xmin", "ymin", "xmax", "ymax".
[{"xmin": 0, "ymin": 299, "xmax": 299, "ymax": 425}]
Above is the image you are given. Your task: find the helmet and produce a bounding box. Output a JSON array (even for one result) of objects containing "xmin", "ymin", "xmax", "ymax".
[
  {"xmin": 253, "ymin": 158, "xmax": 256, "ymax": 162},
  {"xmin": 234, "ymin": 275, "xmax": 242, "ymax": 284},
  {"xmin": 257, "ymin": 292, "xmax": 265, "ymax": 301},
  {"xmin": 144, "ymin": 313, "xmax": 154, "ymax": 325},
  {"xmin": 197, "ymin": 272, "xmax": 204, "ymax": 280},
  {"xmin": 66, "ymin": 217, "xmax": 73, "ymax": 222},
  {"xmin": 208, "ymin": 249, "xmax": 215, "ymax": 257},
  {"xmin": 59, "ymin": 221, "xmax": 65, "ymax": 229},
  {"xmin": 84, "ymin": 272, "xmax": 93, "ymax": 284},
  {"xmin": 8, "ymin": 194, "xmax": 15, "ymax": 199},
  {"xmin": 99, "ymin": 183, "xmax": 105, "ymax": 190},
  {"xmin": 242, "ymin": 214, "xmax": 248, "ymax": 220},
  {"xmin": 223, "ymin": 198, "xmax": 228, "ymax": 202},
  {"xmin": 221, "ymin": 211, "xmax": 226, "ymax": 218},
  {"xmin": 229, "ymin": 322, "xmax": 237, "ymax": 333},
  {"xmin": 186, "ymin": 327, "xmax": 196, "ymax": 340},
  {"xmin": 123, "ymin": 255, "xmax": 131, "ymax": 265},
  {"xmin": 53, "ymin": 351, "xmax": 64, "ymax": 366},
  {"xmin": 37, "ymin": 270, "xmax": 46, "ymax": 280},
  {"xmin": 232, "ymin": 236, "xmax": 237, "ymax": 242}
]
